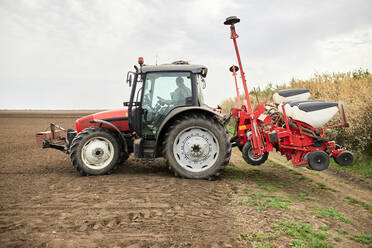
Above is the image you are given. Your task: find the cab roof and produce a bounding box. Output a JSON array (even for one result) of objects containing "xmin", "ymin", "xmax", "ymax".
[{"xmin": 142, "ymin": 63, "xmax": 208, "ymax": 75}]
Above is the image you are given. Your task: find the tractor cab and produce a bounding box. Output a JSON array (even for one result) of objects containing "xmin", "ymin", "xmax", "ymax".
[{"xmin": 125, "ymin": 59, "xmax": 211, "ymax": 159}]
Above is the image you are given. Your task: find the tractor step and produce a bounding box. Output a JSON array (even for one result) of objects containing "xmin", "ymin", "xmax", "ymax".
[{"xmin": 134, "ymin": 138, "xmax": 156, "ymax": 159}]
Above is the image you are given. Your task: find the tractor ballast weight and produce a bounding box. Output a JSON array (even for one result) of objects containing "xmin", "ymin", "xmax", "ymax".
[{"xmin": 224, "ymin": 16, "xmax": 354, "ymax": 170}]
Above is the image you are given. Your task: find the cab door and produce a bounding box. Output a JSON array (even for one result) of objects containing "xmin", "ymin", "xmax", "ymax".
[
  {"xmin": 141, "ymin": 72, "xmax": 193, "ymax": 135},
  {"xmin": 127, "ymin": 73, "xmax": 144, "ymax": 136}
]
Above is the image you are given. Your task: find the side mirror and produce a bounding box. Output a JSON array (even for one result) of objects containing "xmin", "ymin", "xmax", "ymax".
[{"xmin": 126, "ymin": 72, "xmax": 135, "ymax": 87}]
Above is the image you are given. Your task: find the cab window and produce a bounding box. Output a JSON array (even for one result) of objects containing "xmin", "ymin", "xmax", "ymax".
[{"xmin": 142, "ymin": 72, "xmax": 192, "ymax": 134}]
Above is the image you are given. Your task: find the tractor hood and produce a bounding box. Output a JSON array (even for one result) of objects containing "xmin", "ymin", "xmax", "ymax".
[{"xmin": 75, "ymin": 109, "xmax": 129, "ymax": 133}]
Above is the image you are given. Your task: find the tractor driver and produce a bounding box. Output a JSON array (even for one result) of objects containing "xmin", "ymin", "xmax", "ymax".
[{"xmin": 158, "ymin": 76, "xmax": 192, "ymax": 106}]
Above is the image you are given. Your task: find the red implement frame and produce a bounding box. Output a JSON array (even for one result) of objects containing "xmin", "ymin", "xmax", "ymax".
[{"xmin": 228, "ymin": 21, "xmax": 263, "ymax": 155}]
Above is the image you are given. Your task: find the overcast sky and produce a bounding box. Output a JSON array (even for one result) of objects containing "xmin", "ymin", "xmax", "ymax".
[{"xmin": 1, "ymin": 0, "xmax": 371, "ymax": 109}]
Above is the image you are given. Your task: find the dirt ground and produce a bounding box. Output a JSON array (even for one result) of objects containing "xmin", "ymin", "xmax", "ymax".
[{"xmin": 0, "ymin": 111, "xmax": 371, "ymax": 248}]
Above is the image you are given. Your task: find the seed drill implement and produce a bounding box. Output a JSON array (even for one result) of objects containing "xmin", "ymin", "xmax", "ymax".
[{"xmin": 225, "ymin": 16, "xmax": 353, "ymax": 170}]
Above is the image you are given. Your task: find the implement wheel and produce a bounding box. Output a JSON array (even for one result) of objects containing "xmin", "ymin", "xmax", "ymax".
[
  {"xmin": 163, "ymin": 113, "xmax": 231, "ymax": 179},
  {"xmin": 70, "ymin": 127, "xmax": 121, "ymax": 175},
  {"xmin": 334, "ymin": 151, "xmax": 354, "ymax": 166},
  {"xmin": 307, "ymin": 150, "xmax": 329, "ymax": 171},
  {"xmin": 242, "ymin": 142, "xmax": 268, "ymax": 166}
]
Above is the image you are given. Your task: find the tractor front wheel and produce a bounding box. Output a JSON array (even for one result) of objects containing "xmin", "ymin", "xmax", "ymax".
[
  {"xmin": 70, "ymin": 127, "xmax": 121, "ymax": 175},
  {"xmin": 163, "ymin": 113, "xmax": 231, "ymax": 179},
  {"xmin": 242, "ymin": 142, "xmax": 268, "ymax": 166}
]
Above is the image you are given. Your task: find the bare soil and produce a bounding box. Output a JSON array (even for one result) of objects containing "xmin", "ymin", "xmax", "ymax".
[{"xmin": 0, "ymin": 111, "xmax": 371, "ymax": 248}]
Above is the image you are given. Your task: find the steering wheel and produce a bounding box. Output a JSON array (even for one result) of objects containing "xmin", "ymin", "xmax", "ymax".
[
  {"xmin": 157, "ymin": 96, "xmax": 164, "ymax": 103},
  {"xmin": 157, "ymin": 96, "xmax": 171, "ymax": 106}
]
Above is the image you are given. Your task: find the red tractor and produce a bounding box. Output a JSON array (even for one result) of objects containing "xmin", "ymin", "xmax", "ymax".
[{"xmin": 37, "ymin": 59, "xmax": 231, "ymax": 179}]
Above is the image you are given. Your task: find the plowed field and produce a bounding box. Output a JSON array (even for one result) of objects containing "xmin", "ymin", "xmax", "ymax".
[{"xmin": 0, "ymin": 111, "xmax": 371, "ymax": 248}]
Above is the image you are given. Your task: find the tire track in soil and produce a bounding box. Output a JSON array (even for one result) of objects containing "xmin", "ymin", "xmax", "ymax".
[
  {"xmin": 0, "ymin": 155, "xmax": 241, "ymax": 248},
  {"xmin": 269, "ymin": 152, "xmax": 372, "ymax": 204}
]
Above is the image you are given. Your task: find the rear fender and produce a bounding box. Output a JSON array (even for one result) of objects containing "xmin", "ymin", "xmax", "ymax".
[{"xmin": 155, "ymin": 106, "xmax": 225, "ymax": 156}]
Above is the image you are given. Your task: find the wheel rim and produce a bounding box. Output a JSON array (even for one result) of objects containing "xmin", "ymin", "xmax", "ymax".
[
  {"xmin": 338, "ymin": 152, "xmax": 353, "ymax": 165},
  {"xmin": 81, "ymin": 137, "xmax": 114, "ymax": 170},
  {"xmin": 173, "ymin": 127, "xmax": 219, "ymax": 172},
  {"xmin": 247, "ymin": 145, "xmax": 264, "ymax": 161},
  {"xmin": 309, "ymin": 151, "xmax": 329, "ymax": 170},
  {"xmin": 312, "ymin": 155, "xmax": 325, "ymax": 166}
]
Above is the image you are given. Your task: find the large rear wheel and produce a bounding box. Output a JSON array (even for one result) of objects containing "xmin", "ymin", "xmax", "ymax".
[
  {"xmin": 163, "ymin": 113, "xmax": 231, "ymax": 179},
  {"xmin": 70, "ymin": 127, "xmax": 121, "ymax": 175}
]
